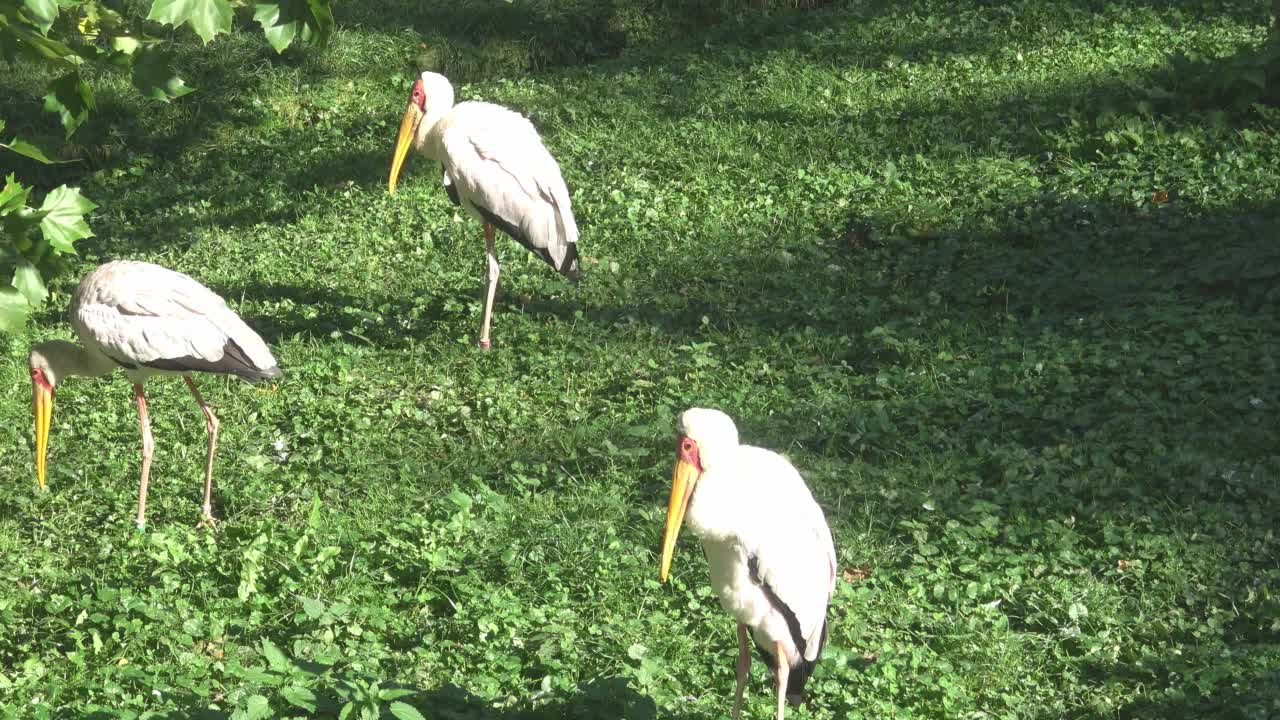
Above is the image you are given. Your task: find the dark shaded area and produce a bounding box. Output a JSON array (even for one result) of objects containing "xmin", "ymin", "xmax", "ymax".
[
  {"xmin": 1052, "ymin": 654, "xmax": 1280, "ymax": 720},
  {"xmin": 83, "ymin": 676, "xmax": 700, "ymax": 720}
]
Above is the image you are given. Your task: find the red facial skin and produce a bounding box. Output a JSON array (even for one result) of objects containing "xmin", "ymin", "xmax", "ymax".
[
  {"xmin": 31, "ymin": 368, "xmax": 52, "ymax": 394},
  {"xmin": 678, "ymin": 436, "xmax": 702, "ymax": 472},
  {"xmin": 410, "ymin": 79, "xmax": 426, "ymax": 111}
]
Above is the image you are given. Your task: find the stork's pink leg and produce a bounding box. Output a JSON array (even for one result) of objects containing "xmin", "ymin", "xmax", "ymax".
[
  {"xmin": 733, "ymin": 622, "xmax": 751, "ymax": 720},
  {"xmin": 774, "ymin": 640, "xmax": 789, "ymax": 720},
  {"xmin": 133, "ymin": 383, "xmax": 153, "ymax": 530},
  {"xmin": 184, "ymin": 376, "xmax": 220, "ymax": 528},
  {"xmin": 478, "ymin": 223, "xmax": 499, "ymax": 350}
]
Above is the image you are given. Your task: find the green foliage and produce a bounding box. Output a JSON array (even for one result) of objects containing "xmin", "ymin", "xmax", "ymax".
[
  {"xmin": 146, "ymin": 0, "xmax": 235, "ymax": 45},
  {"xmin": 0, "ymin": 0, "xmax": 332, "ymax": 332},
  {"xmin": 0, "ymin": 0, "xmax": 1278, "ymax": 718},
  {"xmin": 0, "ymin": 0, "xmax": 333, "ymax": 140},
  {"xmin": 0, "ymin": 172, "xmax": 95, "ymax": 331}
]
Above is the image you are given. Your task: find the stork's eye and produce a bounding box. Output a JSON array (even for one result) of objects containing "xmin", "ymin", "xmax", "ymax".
[{"xmin": 681, "ymin": 438, "xmax": 694, "ymax": 452}]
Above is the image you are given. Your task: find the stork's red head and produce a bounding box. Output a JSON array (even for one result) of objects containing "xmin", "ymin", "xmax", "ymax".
[
  {"xmin": 409, "ymin": 78, "xmax": 427, "ymax": 112},
  {"xmin": 660, "ymin": 409, "xmax": 740, "ymax": 582},
  {"xmin": 677, "ymin": 436, "xmax": 702, "ymax": 472}
]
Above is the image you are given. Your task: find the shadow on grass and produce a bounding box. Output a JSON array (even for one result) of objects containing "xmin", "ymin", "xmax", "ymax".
[
  {"xmin": 1050, "ymin": 654, "xmax": 1280, "ymax": 719},
  {"xmin": 117, "ymin": 675, "xmax": 706, "ymax": 720}
]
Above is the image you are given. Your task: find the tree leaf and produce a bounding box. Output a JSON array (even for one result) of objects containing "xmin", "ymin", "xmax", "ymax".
[
  {"xmin": 132, "ymin": 47, "xmax": 195, "ymax": 101},
  {"xmin": 0, "ymin": 173, "xmax": 33, "ymax": 215},
  {"xmin": 147, "ymin": 0, "xmax": 233, "ymax": 44},
  {"xmin": 281, "ymin": 686, "xmax": 317, "ymax": 712},
  {"xmin": 1, "ymin": 13, "xmax": 77, "ymax": 65},
  {"xmin": 388, "ymin": 701, "xmax": 427, "ymax": 720},
  {"xmin": 111, "ymin": 35, "xmax": 142, "ymax": 55},
  {"xmin": 303, "ymin": 0, "xmax": 333, "ymax": 46},
  {"xmin": 252, "ymin": 2, "xmax": 298, "ymax": 54},
  {"xmin": 0, "ymin": 287, "xmax": 31, "ymax": 334},
  {"xmin": 0, "ymin": 134, "xmax": 66, "ymax": 164},
  {"xmin": 42, "ymin": 72, "xmax": 95, "ymax": 138},
  {"xmin": 13, "ymin": 260, "xmax": 47, "ymax": 307},
  {"xmin": 253, "ymin": 0, "xmax": 331, "ymax": 53},
  {"xmin": 22, "ymin": 0, "xmax": 59, "ymax": 34},
  {"xmin": 38, "ymin": 184, "xmax": 96, "ymax": 253}
]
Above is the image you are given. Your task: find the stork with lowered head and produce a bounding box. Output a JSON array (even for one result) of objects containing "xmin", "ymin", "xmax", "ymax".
[{"xmin": 28, "ymin": 260, "xmax": 282, "ymax": 528}]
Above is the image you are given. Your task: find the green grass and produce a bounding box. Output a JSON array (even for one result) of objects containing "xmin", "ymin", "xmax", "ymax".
[{"xmin": 2, "ymin": 0, "xmax": 1279, "ymax": 718}]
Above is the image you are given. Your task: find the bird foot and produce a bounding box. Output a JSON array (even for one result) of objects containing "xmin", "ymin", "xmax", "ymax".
[{"xmin": 196, "ymin": 514, "xmax": 220, "ymax": 530}]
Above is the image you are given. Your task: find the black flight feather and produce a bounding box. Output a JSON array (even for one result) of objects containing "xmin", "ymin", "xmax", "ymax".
[
  {"xmin": 747, "ymin": 554, "xmax": 828, "ymax": 704},
  {"xmin": 143, "ymin": 338, "xmax": 283, "ymax": 382},
  {"xmin": 474, "ymin": 204, "xmax": 580, "ymax": 281},
  {"xmin": 441, "ymin": 165, "xmax": 461, "ymax": 207}
]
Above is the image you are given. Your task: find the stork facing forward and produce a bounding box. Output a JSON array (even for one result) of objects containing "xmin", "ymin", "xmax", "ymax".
[
  {"xmin": 28, "ymin": 260, "xmax": 282, "ymax": 529},
  {"xmin": 660, "ymin": 408, "xmax": 837, "ymax": 720},
  {"xmin": 387, "ymin": 71, "xmax": 580, "ymax": 349}
]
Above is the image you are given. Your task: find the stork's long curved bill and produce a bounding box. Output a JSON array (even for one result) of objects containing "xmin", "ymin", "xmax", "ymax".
[
  {"xmin": 660, "ymin": 458, "xmax": 699, "ymax": 582},
  {"xmin": 33, "ymin": 383, "xmax": 52, "ymax": 490},
  {"xmin": 388, "ymin": 102, "xmax": 423, "ymax": 195}
]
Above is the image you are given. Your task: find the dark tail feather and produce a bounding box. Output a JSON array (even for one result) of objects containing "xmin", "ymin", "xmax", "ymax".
[
  {"xmin": 254, "ymin": 365, "xmax": 284, "ymax": 383},
  {"xmin": 785, "ymin": 619, "xmax": 829, "ymax": 706},
  {"xmin": 750, "ymin": 618, "xmax": 830, "ymax": 706},
  {"xmin": 560, "ymin": 242, "xmax": 580, "ymax": 283},
  {"xmin": 144, "ymin": 339, "xmax": 284, "ymax": 383},
  {"xmin": 475, "ymin": 204, "xmax": 579, "ymax": 283}
]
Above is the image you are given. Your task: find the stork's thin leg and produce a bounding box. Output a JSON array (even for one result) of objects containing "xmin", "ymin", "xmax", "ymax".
[
  {"xmin": 184, "ymin": 376, "xmax": 220, "ymax": 528},
  {"xmin": 733, "ymin": 623, "xmax": 751, "ymax": 720},
  {"xmin": 133, "ymin": 383, "xmax": 153, "ymax": 531},
  {"xmin": 478, "ymin": 223, "xmax": 500, "ymax": 350},
  {"xmin": 774, "ymin": 640, "xmax": 789, "ymax": 720}
]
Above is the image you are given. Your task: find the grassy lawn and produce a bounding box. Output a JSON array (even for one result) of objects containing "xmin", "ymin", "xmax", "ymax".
[{"xmin": 2, "ymin": 0, "xmax": 1278, "ymax": 717}]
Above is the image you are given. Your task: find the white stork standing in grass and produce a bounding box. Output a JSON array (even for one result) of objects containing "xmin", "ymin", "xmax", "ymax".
[
  {"xmin": 387, "ymin": 70, "xmax": 580, "ymax": 350},
  {"xmin": 660, "ymin": 408, "xmax": 837, "ymax": 720},
  {"xmin": 28, "ymin": 260, "xmax": 283, "ymax": 529}
]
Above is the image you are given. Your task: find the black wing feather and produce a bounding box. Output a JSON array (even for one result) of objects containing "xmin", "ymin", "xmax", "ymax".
[
  {"xmin": 473, "ymin": 204, "xmax": 578, "ymax": 280},
  {"xmin": 442, "ymin": 165, "xmax": 461, "ymax": 207},
  {"xmin": 143, "ymin": 337, "xmax": 283, "ymax": 382},
  {"xmin": 747, "ymin": 554, "xmax": 827, "ymax": 703}
]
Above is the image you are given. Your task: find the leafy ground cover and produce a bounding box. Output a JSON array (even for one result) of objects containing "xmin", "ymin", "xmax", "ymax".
[{"xmin": 1, "ymin": 0, "xmax": 1278, "ymax": 718}]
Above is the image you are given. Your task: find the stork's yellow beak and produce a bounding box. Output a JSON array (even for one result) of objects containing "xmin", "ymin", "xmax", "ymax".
[
  {"xmin": 388, "ymin": 101, "xmax": 423, "ymax": 194},
  {"xmin": 659, "ymin": 457, "xmax": 699, "ymax": 582},
  {"xmin": 33, "ymin": 382, "xmax": 52, "ymax": 490}
]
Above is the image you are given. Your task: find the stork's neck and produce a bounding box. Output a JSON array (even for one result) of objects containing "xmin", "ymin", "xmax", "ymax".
[
  {"xmin": 32, "ymin": 339, "xmax": 115, "ymax": 386},
  {"xmin": 420, "ymin": 113, "xmax": 449, "ymax": 161},
  {"xmin": 417, "ymin": 92, "xmax": 455, "ymax": 162},
  {"xmin": 684, "ymin": 457, "xmax": 748, "ymax": 544}
]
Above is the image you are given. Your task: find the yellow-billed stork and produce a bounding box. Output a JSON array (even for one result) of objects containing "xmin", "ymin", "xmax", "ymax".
[
  {"xmin": 660, "ymin": 408, "xmax": 837, "ymax": 720},
  {"xmin": 387, "ymin": 71, "xmax": 580, "ymax": 349},
  {"xmin": 28, "ymin": 260, "xmax": 282, "ymax": 529}
]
